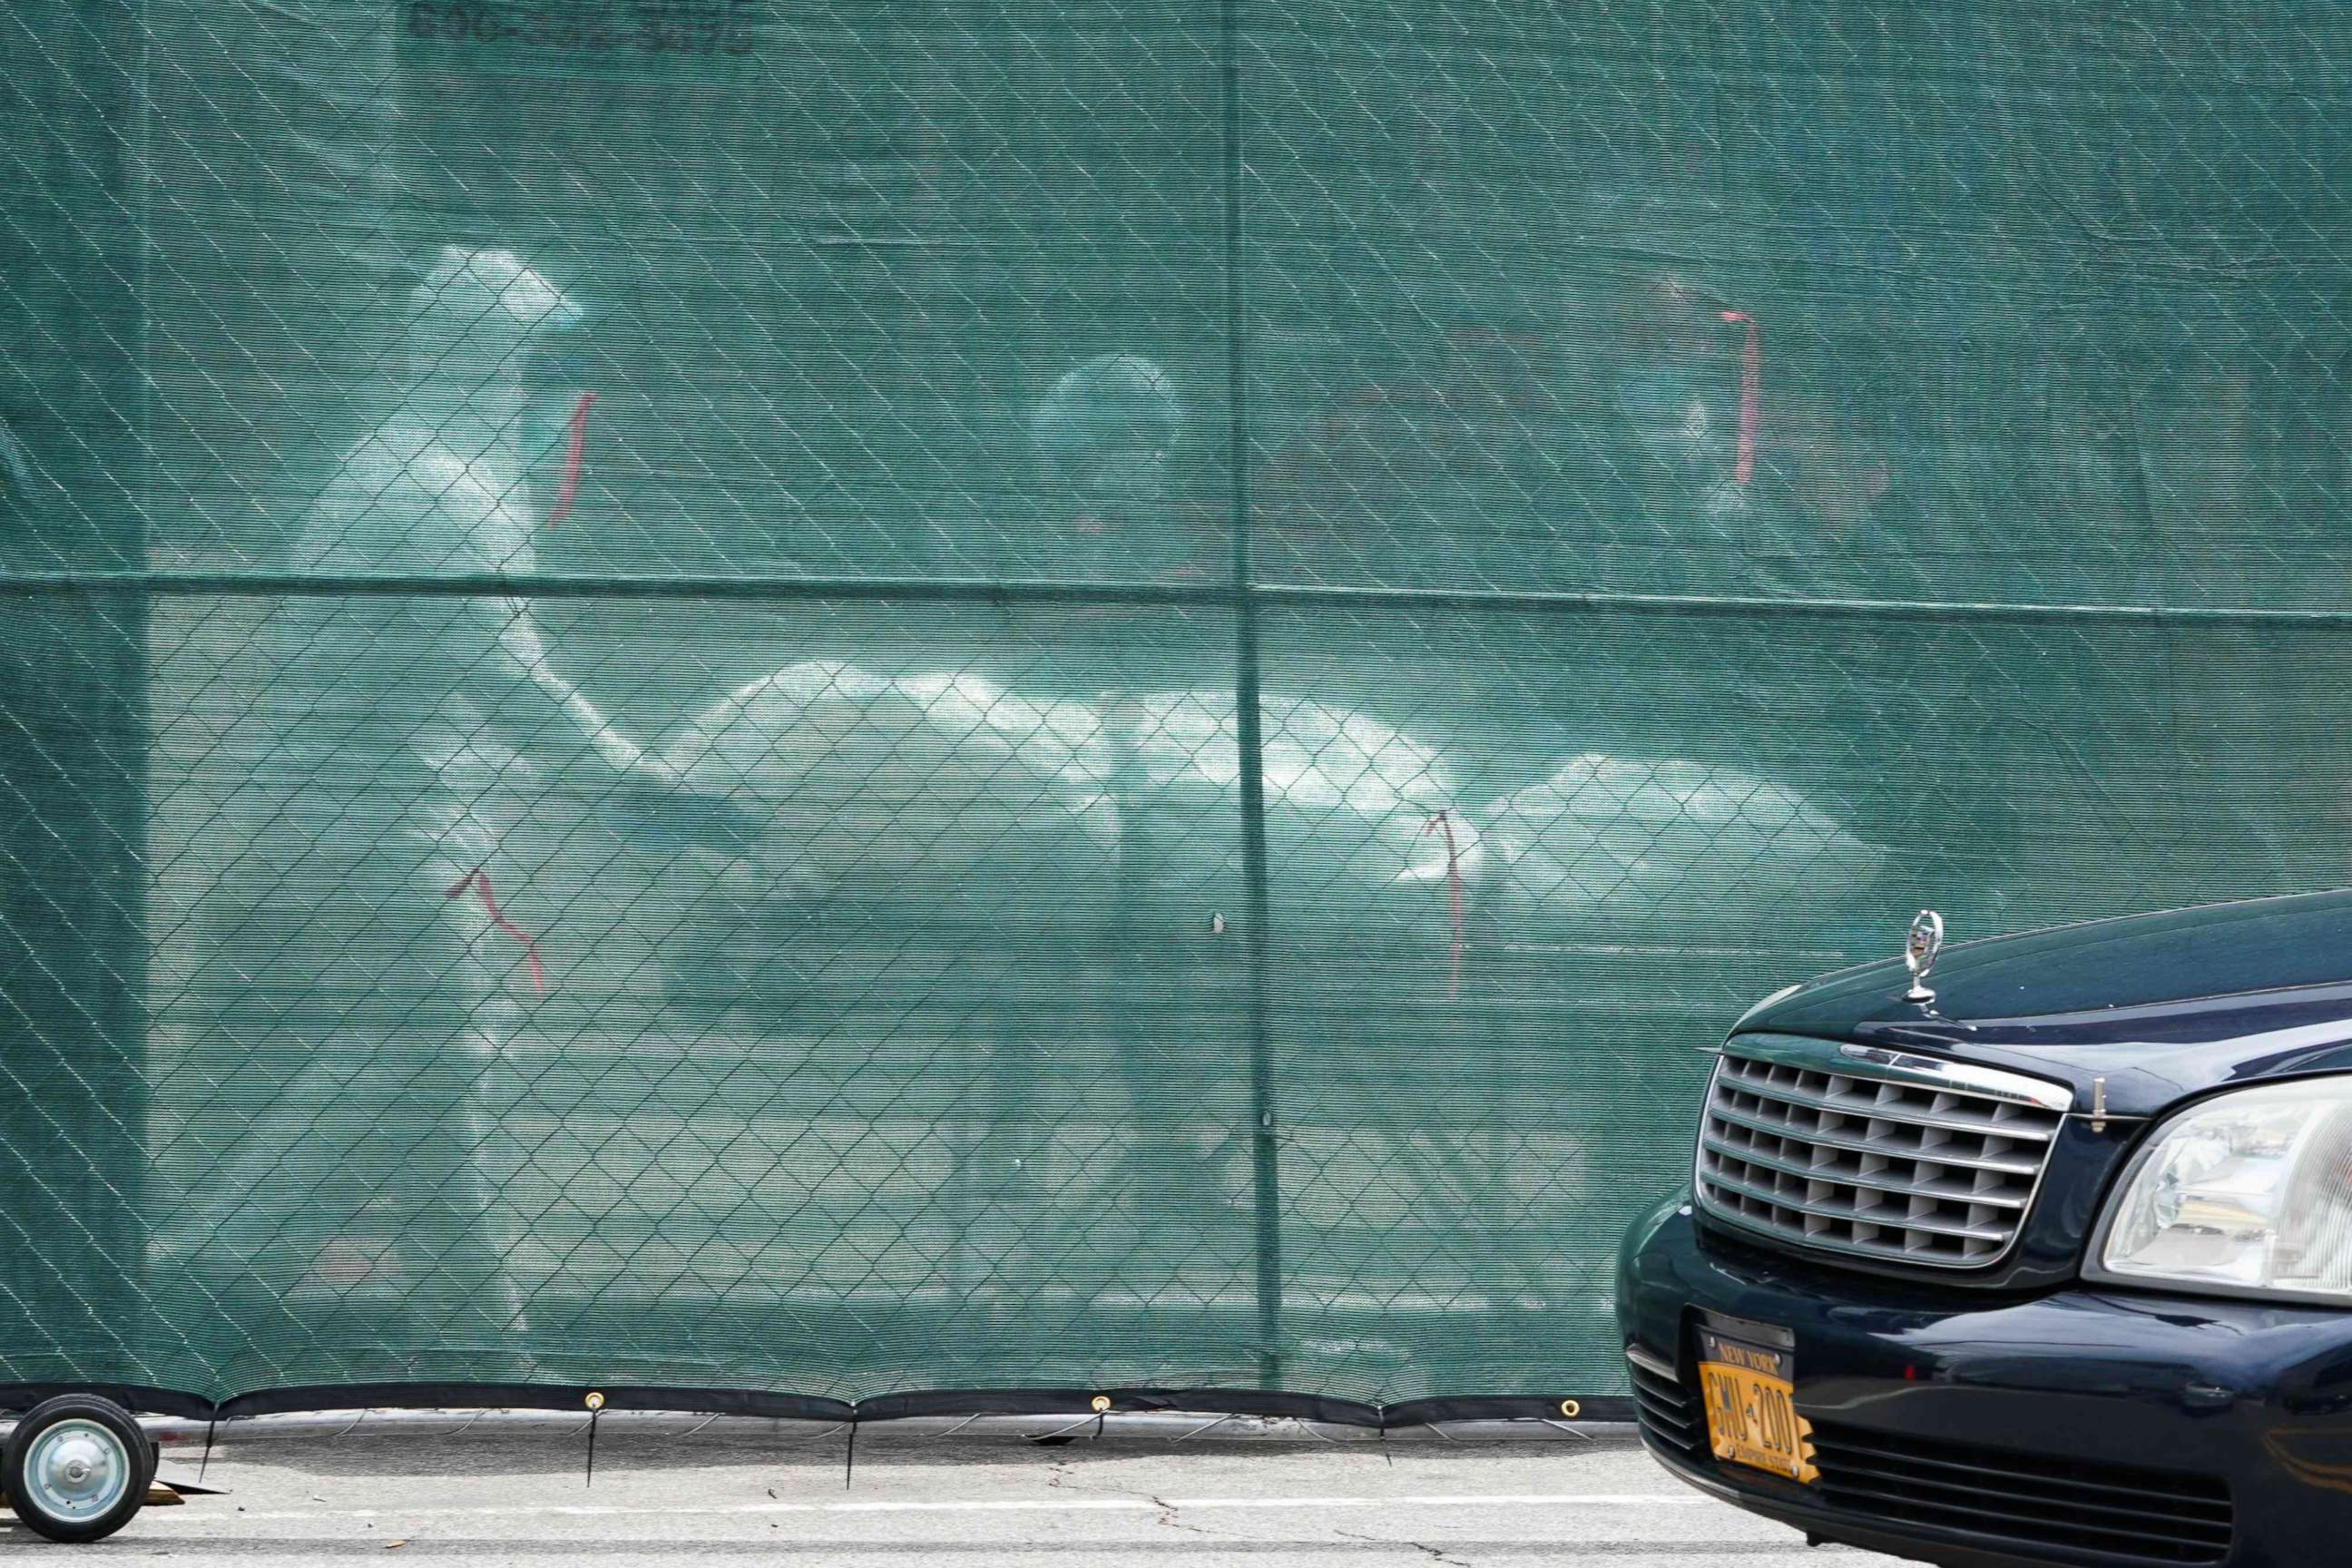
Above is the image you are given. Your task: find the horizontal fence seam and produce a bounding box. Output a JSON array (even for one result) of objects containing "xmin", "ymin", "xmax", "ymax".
[{"xmin": 1, "ymin": 570, "xmax": 2344, "ymax": 629}]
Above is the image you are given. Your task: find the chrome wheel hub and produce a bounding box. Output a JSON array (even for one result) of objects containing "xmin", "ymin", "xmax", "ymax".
[{"xmin": 23, "ymin": 1420, "xmax": 129, "ymax": 1520}]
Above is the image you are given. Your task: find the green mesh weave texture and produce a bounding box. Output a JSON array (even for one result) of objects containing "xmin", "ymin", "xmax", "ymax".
[{"xmin": 4, "ymin": 0, "xmax": 2350, "ymax": 1410}]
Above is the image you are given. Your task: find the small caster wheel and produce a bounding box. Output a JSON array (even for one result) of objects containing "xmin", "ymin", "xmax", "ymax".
[{"xmin": 5, "ymin": 1394, "xmax": 148, "ymax": 1543}]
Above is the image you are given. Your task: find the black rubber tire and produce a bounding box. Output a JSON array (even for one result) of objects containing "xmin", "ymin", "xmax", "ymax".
[{"xmin": 4, "ymin": 1394, "xmax": 148, "ymax": 1544}]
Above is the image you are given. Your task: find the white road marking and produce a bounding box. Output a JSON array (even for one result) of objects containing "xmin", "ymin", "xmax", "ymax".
[{"xmin": 189, "ymin": 1493, "xmax": 1710, "ymax": 1523}]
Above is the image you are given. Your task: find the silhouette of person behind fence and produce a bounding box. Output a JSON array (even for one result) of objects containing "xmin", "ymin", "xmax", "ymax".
[{"xmin": 162, "ymin": 247, "xmax": 733, "ymax": 1382}]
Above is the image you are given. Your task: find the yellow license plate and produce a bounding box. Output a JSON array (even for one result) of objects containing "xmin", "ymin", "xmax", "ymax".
[{"xmin": 1697, "ymin": 1324, "xmax": 1818, "ymax": 1485}]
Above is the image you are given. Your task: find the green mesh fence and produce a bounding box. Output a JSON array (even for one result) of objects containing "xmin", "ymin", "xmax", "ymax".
[{"xmin": 2, "ymin": 0, "xmax": 2350, "ymax": 1418}]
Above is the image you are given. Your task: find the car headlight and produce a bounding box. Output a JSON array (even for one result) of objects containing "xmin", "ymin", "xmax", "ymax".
[{"xmin": 2090, "ymin": 1077, "xmax": 2352, "ymax": 1304}]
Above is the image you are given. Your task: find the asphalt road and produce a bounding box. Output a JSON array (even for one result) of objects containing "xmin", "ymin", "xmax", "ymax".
[{"xmin": 15, "ymin": 1418, "xmax": 1908, "ymax": 1565}]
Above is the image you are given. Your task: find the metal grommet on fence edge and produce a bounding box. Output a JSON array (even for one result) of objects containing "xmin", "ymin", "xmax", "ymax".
[
  {"xmin": 1090, "ymin": 1396, "xmax": 1112, "ymax": 1414},
  {"xmin": 583, "ymin": 1391, "xmax": 607, "ymax": 1488},
  {"xmin": 1559, "ymin": 1399, "xmax": 1580, "ymax": 1419}
]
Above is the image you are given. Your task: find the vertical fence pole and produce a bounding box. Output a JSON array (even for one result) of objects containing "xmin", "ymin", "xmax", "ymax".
[
  {"xmin": 1220, "ymin": 0, "xmax": 1281, "ymax": 1391},
  {"xmin": 115, "ymin": 0, "xmax": 156, "ymax": 1367}
]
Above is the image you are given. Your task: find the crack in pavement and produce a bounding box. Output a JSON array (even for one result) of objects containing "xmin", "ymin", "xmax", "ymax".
[
  {"xmin": 1025, "ymin": 1467, "xmax": 1244, "ymax": 1543},
  {"xmin": 1149, "ymin": 1494, "xmax": 1223, "ymax": 1537},
  {"xmin": 1337, "ymin": 1525, "xmax": 1475, "ymax": 1565}
]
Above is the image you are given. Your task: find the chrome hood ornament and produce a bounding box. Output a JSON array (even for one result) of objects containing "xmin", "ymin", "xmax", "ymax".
[{"xmin": 1904, "ymin": 909, "xmax": 1945, "ymax": 1003}]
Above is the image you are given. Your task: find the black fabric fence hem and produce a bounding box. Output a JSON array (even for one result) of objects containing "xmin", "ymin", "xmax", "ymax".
[
  {"xmin": 0, "ymin": 1383, "xmax": 217, "ymax": 1421},
  {"xmin": 211, "ymin": 1383, "xmax": 858, "ymax": 1423},
  {"xmin": 0, "ymin": 1382, "xmax": 1633, "ymax": 1429}
]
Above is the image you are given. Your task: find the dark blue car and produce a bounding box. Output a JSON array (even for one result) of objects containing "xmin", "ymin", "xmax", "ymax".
[{"xmin": 1618, "ymin": 892, "xmax": 2352, "ymax": 1566}]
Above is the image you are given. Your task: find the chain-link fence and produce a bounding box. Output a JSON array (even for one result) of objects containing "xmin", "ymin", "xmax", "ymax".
[{"xmin": 4, "ymin": 0, "xmax": 2351, "ymax": 1421}]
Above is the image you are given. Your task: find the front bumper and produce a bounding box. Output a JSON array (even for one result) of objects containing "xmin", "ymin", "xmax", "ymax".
[{"xmin": 1619, "ymin": 1198, "xmax": 2352, "ymax": 1568}]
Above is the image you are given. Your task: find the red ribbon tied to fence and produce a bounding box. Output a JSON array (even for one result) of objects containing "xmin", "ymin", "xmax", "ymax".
[
  {"xmin": 546, "ymin": 390, "xmax": 598, "ymax": 527},
  {"xmin": 1422, "ymin": 809, "xmax": 1465, "ymax": 1002},
  {"xmin": 1719, "ymin": 310, "xmax": 1762, "ymax": 485},
  {"xmin": 444, "ymin": 868, "xmax": 546, "ymax": 993}
]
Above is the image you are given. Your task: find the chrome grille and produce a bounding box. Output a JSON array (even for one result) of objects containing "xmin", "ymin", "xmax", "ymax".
[{"xmin": 1695, "ymin": 1035, "xmax": 2070, "ymax": 1268}]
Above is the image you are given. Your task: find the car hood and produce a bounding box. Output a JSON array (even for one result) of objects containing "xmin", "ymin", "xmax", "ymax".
[{"xmin": 1740, "ymin": 888, "xmax": 2352, "ymax": 1118}]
